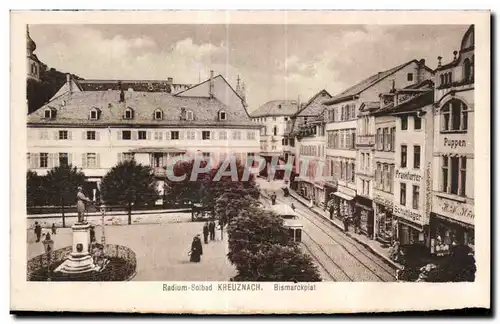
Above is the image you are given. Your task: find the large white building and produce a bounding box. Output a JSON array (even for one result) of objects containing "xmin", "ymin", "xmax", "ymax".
[{"xmin": 27, "ymin": 72, "xmax": 260, "ymax": 200}]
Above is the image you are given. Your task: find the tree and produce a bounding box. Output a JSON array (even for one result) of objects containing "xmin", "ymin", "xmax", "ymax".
[
  {"xmin": 164, "ymin": 159, "xmax": 208, "ymax": 207},
  {"xmin": 26, "ymin": 170, "xmax": 47, "ymax": 207},
  {"xmin": 227, "ymin": 207, "xmax": 292, "ymax": 265},
  {"xmin": 44, "ymin": 164, "xmax": 86, "ymax": 227},
  {"xmin": 232, "ymin": 244, "xmax": 322, "ymax": 282},
  {"xmin": 100, "ymin": 159, "xmax": 159, "ymax": 225}
]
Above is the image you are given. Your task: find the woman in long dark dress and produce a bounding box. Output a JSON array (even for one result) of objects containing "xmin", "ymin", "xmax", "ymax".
[{"xmin": 190, "ymin": 235, "xmax": 203, "ymax": 262}]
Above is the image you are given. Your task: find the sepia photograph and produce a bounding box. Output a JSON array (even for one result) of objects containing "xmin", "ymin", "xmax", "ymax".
[{"xmin": 11, "ymin": 10, "xmax": 490, "ymax": 314}]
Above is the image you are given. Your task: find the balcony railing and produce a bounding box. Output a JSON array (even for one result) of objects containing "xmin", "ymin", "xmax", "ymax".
[{"xmin": 356, "ymin": 135, "xmax": 375, "ymax": 146}]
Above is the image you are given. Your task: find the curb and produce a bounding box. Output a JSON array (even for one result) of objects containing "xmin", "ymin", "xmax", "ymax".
[{"xmin": 289, "ymin": 192, "xmax": 403, "ymax": 271}]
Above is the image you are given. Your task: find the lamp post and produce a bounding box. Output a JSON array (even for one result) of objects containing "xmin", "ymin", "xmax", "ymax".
[
  {"xmin": 42, "ymin": 233, "xmax": 54, "ymax": 281},
  {"xmin": 100, "ymin": 204, "xmax": 107, "ymax": 247}
]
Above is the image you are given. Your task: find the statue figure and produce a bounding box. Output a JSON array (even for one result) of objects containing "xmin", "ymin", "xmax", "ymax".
[{"xmin": 76, "ymin": 186, "xmax": 92, "ymax": 224}]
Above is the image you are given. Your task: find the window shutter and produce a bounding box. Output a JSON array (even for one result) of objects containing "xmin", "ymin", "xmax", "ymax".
[
  {"xmin": 147, "ymin": 131, "xmax": 152, "ymax": 140},
  {"xmin": 165, "ymin": 131, "xmax": 170, "ymax": 140},
  {"xmin": 211, "ymin": 130, "xmax": 216, "ymax": 140},
  {"xmin": 68, "ymin": 131, "xmax": 73, "ymax": 140},
  {"xmin": 179, "ymin": 131, "xmax": 184, "ymax": 140},
  {"xmin": 82, "ymin": 131, "xmax": 87, "ymax": 140},
  {"xmin": 32, "ymin": 153, "xmax": 39, "ymax": 168},
  {"xmin": 54, "ymin": 131, "xmax": 59, "ymax": 140},
  {"xmin": 48, "ymin": 153, "xmax": 54, "ymax": 168},
  {"xmin": 117, "ymin": 130, "xmax": 122, "ymax": 140},
  {"xmin": 132, "ymin": 131, "xmax": 138, "ymax": 140},
  {"xmin": 82, "ymin": 153, "xmax": 87, "ymax": 169},
  {"xmin": 95, "ymin": 131, "xmax": 100, "ymax": 141},
  {"xmin": 96, "ymin": 153, "xmax": 101, "ymax": 168},
  {"xmin": 158, "ymin": 132, "xmax": 163, "ymax": 140}
]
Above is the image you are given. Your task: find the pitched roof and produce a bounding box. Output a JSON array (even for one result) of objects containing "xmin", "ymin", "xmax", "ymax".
[
  {"xmin": 250, "ymin": 100, "xmax": 300, "ymax": 117},
  {"xmin": 324, "ymin": 59, "xmax": 431, "ymax": 105},
  {"xmin": 27, "ymin": 90, "xmax": 257, "ymax": 128},
  {"xmin": 297, "ymin": 89, "xmax": 332, "ymax": 117}
]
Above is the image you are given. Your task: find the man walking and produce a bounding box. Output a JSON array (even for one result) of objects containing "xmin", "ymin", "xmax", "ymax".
[
  {"xmin": 209, "ymin": 220, "xmax": 216, "ymax": 241},
  {"xmin": 34, "ymin": 221, "xmax": 42, "ymax": 242},
  {"xmin": 202, "ymin": 222, "xmax": 209, "ymax": 244}
]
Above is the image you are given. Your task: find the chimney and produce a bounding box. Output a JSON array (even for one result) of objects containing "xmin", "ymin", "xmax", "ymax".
[
  {"xmin": 167, "ymin": 77, "xmax": 173, "ymax": 85},
  {"xmin": 66, "ymin": 74, "xmax": 73, "ymax": 94},
  {"xmin": 453, "ymin": 50, "xmax": 458, "ymax": 60},
  {"xmin": 118, "ymin": 81, "xmax": 125, "ymax": 103},
  {"xmin": 417, "ymin": 59, "xmax": 426, "ymax": 82},
  {"xmin": 437, "ymin": 56, "xmax": 442, "ymax": 68},
  {"xmin": 209, "ymin": 70, "xmax": 214, "ymax": 98}
]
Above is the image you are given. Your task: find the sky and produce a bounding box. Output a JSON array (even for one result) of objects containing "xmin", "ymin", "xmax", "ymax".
[{"xmin": 29, "ymin": 24, "xmax": 469, "ymax": 111}]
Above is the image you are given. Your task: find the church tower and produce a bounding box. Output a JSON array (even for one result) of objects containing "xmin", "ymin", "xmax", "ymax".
[
  {"xmin": 27, "ymin": 25, "xmax": 41, "ymax": 83},
  {"xmin": 235, "ymin": 75, "xmax": 247, "ymax": 108}
]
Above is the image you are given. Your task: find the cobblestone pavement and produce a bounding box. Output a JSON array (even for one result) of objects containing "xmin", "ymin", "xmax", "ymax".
[{"xmin": 27, "ymin": 217, "xmax": 236, "ymax": 281}]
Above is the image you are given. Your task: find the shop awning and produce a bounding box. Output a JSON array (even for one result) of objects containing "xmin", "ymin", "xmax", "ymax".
[
  {"xmin": 398, "ymin": 217, "xmax": 425, "ymax": 232},
  {"xmin": 433, "ymin": 213, "xmax": 474, "ymax": 230},
  {"xmin": 333, "ymin": 191, "xmax": 354, "ymax": 201}
]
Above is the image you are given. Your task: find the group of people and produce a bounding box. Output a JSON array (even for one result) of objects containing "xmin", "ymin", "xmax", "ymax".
[
  {"xmin": 202, "ymin": 220, "xmax": 217, "ymax": 244},
  {"xmin": 33, "ymin": 221, "xmax": 57, "ymax": 243}
]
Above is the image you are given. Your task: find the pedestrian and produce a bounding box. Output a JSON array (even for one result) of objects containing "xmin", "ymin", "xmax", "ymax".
[
  {"xmin": 34, "ymin": 221, "xmax": 42, "ymax": 242},
  {"xmin": 271, "ymin": 193, "xmax": 277, "ymax": 205},
  {"xmin": 202, "ymin": 222, "xmax": 209, "ymax": 244},
  {"xmin": 90, "ymin": 225, "xmax": 96, "ymax": 243},
  {"xmin": 189, "ymin": 235, "xmax": 203, "ymax": 263},
  {"xmin": 209, "ymin": 220, "xmax": 216, "ymax": 240},
  {"xmin": 51, "ymin": 223, "xmax": 57, "ymax": 235},
  {"xmin": 329, "ymin": 205, "xmax": 334, "ymax": 220},
  {"xmin": 76, "ymin": 186, "xmax": 92, "ymax": 223},
  {"xmin": 343, "ymin": 216, "xmax": 349, "ymax": 232}
]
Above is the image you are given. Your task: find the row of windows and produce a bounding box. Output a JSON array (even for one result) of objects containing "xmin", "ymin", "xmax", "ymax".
[
  {"xmin": 327, "ymin": 103, "xmax": 357, "ymax": 122},
  {"xmin": 438, "ymin": 57, "xmax": 474, "ymax": 86},
  {"xmin": 44, "ymin": 107, "xmax": 228, "ymax": 122},
  {"xmin": 37, "ymin": 129, "xmax": 256, "ymax": 141},
  {"xmin": 327, "ymin": 158, "xmax": 356, "ymax": 184},
  {"xmin": 360, "ymin": 179, "xmax": 371, "ymax": 197},
  {"xmin": 27, "ymin": 152, "xmax": 101, "ymax": 169},
  {"xmin": 376, "ymin": 127, "xmax": 396, "ymax": 151},
  {"xmin": 326, "ymin": 129, "xmax": 356, "ymax": 150},
  {"xmin": 441, "ymin": 155, "xmax": 468, "ymax": 197},
  {"xmin": 300, "ymin": 145, "xmax": 325, "ymax": 157},
  {"xmin": 282, "ymin": 138, "xmax": 295, "ymax": 147},
  {"xmin": 400, "ymin": 183, "xmax": 420, "ymax": 210},
  {"xmin": 400, "ymin": 145, "xmax": 421, "ymax": 169},
  {"xmin": 359, "ymin": 152, "xmax": 371, "ymax": 173},
  {"xmin": 252, "ymin": 117, "xmax": 288, "ymax": 123},
  {"xmin": 400, "ymin": 115, "xmax": 422, "ymax": 131},
  {"xmin": 375, "ymin": 163, "xmax": 396, "ymax": 193}
]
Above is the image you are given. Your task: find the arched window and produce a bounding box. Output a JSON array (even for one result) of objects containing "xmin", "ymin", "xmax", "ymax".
[
  {"xmin": 463, "ymin": 58, "xmax": 471, "ymax": 82},
  {"xmin": 89, "ymin": 108, "xmax": 101, "ymax": 120},
  {"xmin": 448, "ymin": 72, "xmax": 453, "ymax": 84},
  {"xmin": 124, "ymin": 107, "xmax": 134, "ymax": 120},
  {"xmin": 154, "ymin": 109, "xmax": 163, "ymax": 120},
  {"xmin": 441, "ymin": 99, "xmax": 468, "ymax": 131},
  {"xmin": 273, "ymin": 126, "xmax": 277, "ymax": 136},
  {"xmin": 440, "ymin": 74, "xmax": 444, "ymax": 85}
]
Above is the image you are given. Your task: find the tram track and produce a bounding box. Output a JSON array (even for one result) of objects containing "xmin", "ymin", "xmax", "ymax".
[{"xmin": 274, "ymin": 195, "xmax": 397, "ymax": 282}]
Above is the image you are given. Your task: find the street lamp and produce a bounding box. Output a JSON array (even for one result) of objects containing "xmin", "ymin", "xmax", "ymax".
[
  {"xmin": 100, "ymin": 204, "xmax": 107, "ymax": 247},
  {"xmin": 42, "ymin": 233, "xmax": 54, "ymax": 281}
]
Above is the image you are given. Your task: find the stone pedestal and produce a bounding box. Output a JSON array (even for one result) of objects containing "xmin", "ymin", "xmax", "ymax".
[{"xmin": 55, "ymin": 222, "xmax": 96, "ymax": 274}]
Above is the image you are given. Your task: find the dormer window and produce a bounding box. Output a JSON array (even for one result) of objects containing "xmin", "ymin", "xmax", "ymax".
[
  {"xmin": 124, "ymin": 107, "xmax": 134, "ymax": 120},
  {"xmin": 154, "ymin": 109, "xmax": 163, "ymax": 120},
  {"xmin": 219, "ymin": 110, "xmax": 227, "ymax": 121},
  {"xmin": 186, "ymin": 110, "xmax": 194, "ymax": 121},
  {"xmin": 44, "ymin": 107, "xmax": 56, "ymax": 119},
  {"xmin": 89, "ymin": 108, "xmax": 101, "ymax": 120}
]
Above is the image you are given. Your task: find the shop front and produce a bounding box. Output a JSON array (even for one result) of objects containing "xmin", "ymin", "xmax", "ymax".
[
  {"xmin": 355, "ymin": 196, "xmax": 374, "ymax": 238},
  {"xmin": 332, "ymin": 186, "xmax": 356, "ymax": 220},
  {"xmin": 393, "ymin": 204, "xmax": 429, "ymax": 247},
  {"xmin": 430, "ymin": 195, "xmax": 474, "ymax": 256},
  {"xmin": 373, "ymin": 193, "xmax": 395, "ymax": 245}
]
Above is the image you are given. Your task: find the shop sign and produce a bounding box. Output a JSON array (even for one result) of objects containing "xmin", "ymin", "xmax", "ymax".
[
  {"xmin": 443, "ymin": 137, "xmax": 467, "ymax": 149},
  {"xmin": 374, "ymin": 194, "xmax": 393, "ymax": 210},
  {"xmin": 433, "ymin": 195, "xmax": 474, "ymax": 225},
  {"xmin": 394, "ymin": 205, "xmax": 423, "ymax": 224},
  {"xmin": 439, "ymin": 133, "xmax": 472, "ymax": 152},
  {"xmin": 395, "ymin": 169, "xmax": 422, "ymax": 182},
  {"xmin": 338, "ymin": 185, "xmax": 356, "ymax": 198}
]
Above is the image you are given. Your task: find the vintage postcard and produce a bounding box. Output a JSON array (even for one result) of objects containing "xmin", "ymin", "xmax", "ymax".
[{"xmin": 10, "ymin": 10, "xmax": 490, "ymax": 314}]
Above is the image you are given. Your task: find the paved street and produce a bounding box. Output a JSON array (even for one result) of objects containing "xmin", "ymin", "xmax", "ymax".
[
  {"xmin": 27, "ymin": 217, "xmax": 236, "ymax": 281},
  {"xmin": 257, "ymin": 178, "xmax": 397, "ymax": 282}
]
